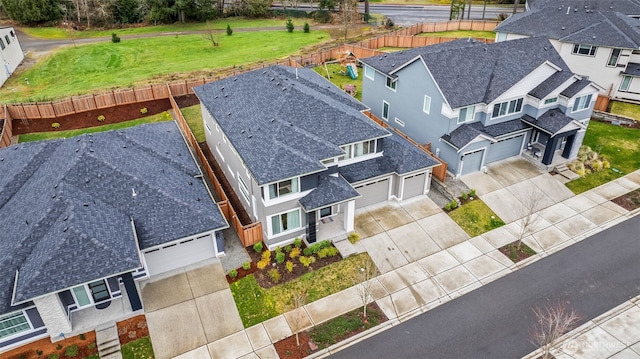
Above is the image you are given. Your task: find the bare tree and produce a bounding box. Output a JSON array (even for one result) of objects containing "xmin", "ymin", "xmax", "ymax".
[
  {"xmin": 337, "ymin": 0, "xmax": 358, "ymax": 41},
  {"xmin": 353, "ymin": 258, "xmax": 377, "ymax": 318},
  {"xmin": 290, "ymin": 291, "xmax": 308, "ymax": 347},
  {"xmin": 203, "ymin": 21, "xmax": 220, "ymax": 47},
  {"xmin": 530, "ymin": 302, "xmax": 580, "ymax": 359},
  {"xmin": 516, "ymin": 190, "xmax": 544, "ymax": 251}
]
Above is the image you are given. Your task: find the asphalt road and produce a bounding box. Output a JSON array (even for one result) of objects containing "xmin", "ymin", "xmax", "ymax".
[{"xmin": 331, "ymin": 215, "xmax": 640, "ymax": 359}]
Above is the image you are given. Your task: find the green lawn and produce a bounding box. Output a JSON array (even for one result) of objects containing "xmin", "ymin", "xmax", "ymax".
[
  {"xmin": 566, "ymin": 121, "xmax": 640, "ymax": 193},
  {"xmin": 417, "ymin": 30, "xmax": 496, "ymax": 39},
  {"xmin": 181, "ymin": 105, "xmax": 205, "ymax": 142},
  {"xmin": 313, "ymin": 63, "xmax": 363, "ymax": 101},
  {"xmin": 121, "ymin": 337, "xmax": 154, "ymax": 359},
  {"xmin": 231, "ymin": 253, "xmax": 374, "ymax": 327},
  {"xmin": 18, "ymin": 111, "xmax": 172, "ymax": 143},
  {"xmin": 19, "ymin": 18, "xmax": 314, "ymax": 39},
  {"xmin": 447, "ymin": 199, "xmax": 505, "ymax": 237},
  {"xmin": 2, "ymin": 30, "xmax": 330, "ymax": 103},
  {"xmin": 610, "ymin": 101, "xmax": 640, "ymax": 121}
]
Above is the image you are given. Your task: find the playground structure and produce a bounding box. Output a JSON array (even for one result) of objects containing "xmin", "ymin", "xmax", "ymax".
[{"xmin": 322, "ymin": 51, "xmax": 359, "ymax": 96}]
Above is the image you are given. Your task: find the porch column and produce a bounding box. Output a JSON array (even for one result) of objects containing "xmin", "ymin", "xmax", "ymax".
[
  {"xmin": 122, "ymin": 272, "xmax": 143, "ymax": 311},
  {"xmin": 33, "ymin": 294, "xmax": 72, "ymax": 338},
  {"xmin": 562, "ymin": 134, "xmax": 576, "ymax": 159},
  {"xmin": 344, "ymin": 200, "xmax": 355, "ymax": 232},
  {"xmin": 542, "ymin": 136, "xmax": 559, "ymax": 165},
  {"xmin": 306, "ymin": 211, "xmax": 317, "ymax": 244}
]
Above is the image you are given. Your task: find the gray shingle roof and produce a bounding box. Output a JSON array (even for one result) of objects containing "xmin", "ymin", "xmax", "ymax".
[
  {"xmin": 623, "ymin": 62, "xmax": 640, "ymax": 75},
  {"xmin": 360, "ymin": 37, "xmax": 571, "ymax": 109},
  {"xmin": 529, "ymin": 71, "xmax": 575, "ymax": 99},
  {"xmin": 339, "ymin": 131, "xmax": 440, "ymax": 183},
  {"xmin": 526, "ymin": 0, "xmax": 640, "ymax": 14},
  {"xmin": 441, "ymin": 119, "xmax": 528, "ymax": 149},
  {"xmin": 0, "ymin": 122, "xmax": 227, "ymax": 314},
  {"xmin": 194, "ymin": 66, "xmax": 390, "ymax": 185},
  {"xmin": 496, "ymin": 7, "xmax": 640, "ymax": 48},
  {"xmin": 298, "ymin": 175, "xmax": 360, "ymax": 211},
  {"xmin": 560, "ymin": 78, "xmax": 592, "ymax": 97},
  {"xmin": 522, "ymin": 109, "xmax": 579, "ymax": 134}
]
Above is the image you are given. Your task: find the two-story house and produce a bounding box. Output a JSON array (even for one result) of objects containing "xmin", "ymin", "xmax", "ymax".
[
  {"xmin": 193, "ymin": 65, "xmax": 439, "ymax": 249},
  {"xmin": 360, "ymin": 36, "xmax": 600, "ymax": 177},
  {"xmin": 0, "ymin": 122, "xmax": 228, "ymax": 353},
  {"xmin": 495, "ymin": 2, "xmax": 640, "ymax": 102},
  {"xmin": 0, "ymin": 26, "xmax": 23, "ymax": 87}
]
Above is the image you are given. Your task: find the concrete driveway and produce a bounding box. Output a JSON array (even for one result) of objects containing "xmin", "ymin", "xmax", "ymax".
[
  {"xmin": 140, "ymin": 259, "xmax": 243, "ymax": 359},
  {"xmin": 461, "ymin": 157, "xmax": 574, "ymax": 223}
]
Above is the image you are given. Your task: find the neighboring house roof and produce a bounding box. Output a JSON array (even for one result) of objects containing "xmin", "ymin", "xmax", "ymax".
[
  {"xmin": 496, "ymin": 7, "xmax": 640, "ymax": 49},
  {"xmin": 441, "ymin": 119, "xmax": 528, "ymax": 150},
  {"xmin": 522, "ymin": 109, "xmax": 583, "ymax": 135},
  {"xmin": 298, "ymin": 175, "xmax": 360, "ymax": 212},
  {"xmin": 360, "ymin": 36, "xmax": 572, "ymax": 109},
  {"xmin": 0, "ymin": 122, "xmax": 227, "ymax": 314},
  {"xmin": 193, "ymin": 66, "xmax": 390, "ymax": 185},
  {"xmin": 526, "ymin": 0, "xmax": 640, "ymax": 14},
  {"xmin": 339, "ymin": 131, "xmax": 440, "ymax": 183},
  {"xmin": 623, "ymin": 62, "xmax": 640, "ymax": 76}
]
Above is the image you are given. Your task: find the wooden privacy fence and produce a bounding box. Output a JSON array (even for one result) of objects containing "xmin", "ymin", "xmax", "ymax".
[
  {"xmin": 357, "ymin": 35, "xmax": 492, "ymax": 49},
  {"xmin": 0, "ymin": 105, "xmax": 11, "ymax": 147},
  {"xmin": 594, "ymin": 95, "xmax": 610, "ymax": 112},
  {"xmin": 168, "ymin": 86, "xmax": 263, "ymax": 247}
]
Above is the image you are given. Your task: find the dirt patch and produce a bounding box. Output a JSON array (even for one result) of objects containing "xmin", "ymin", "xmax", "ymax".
[
  {"xmin": 612, "ymin": 188, "xmax": 640, "ymax": 211},
  {"xmin": 499, "ymin": 241, "xmax": 537, "ymax": 263},
  {"xmin": 3, "ymin": 331, "xmax": 97, "ymax": 359},
  {"xmin": 116, "ymin": 315, "xmax": 149, "ymax": 346}
]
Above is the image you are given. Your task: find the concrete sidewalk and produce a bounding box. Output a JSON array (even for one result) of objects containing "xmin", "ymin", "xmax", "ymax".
[{"xmin": 179, "ymin": 170, "xmax": 640, "ymax": 359}]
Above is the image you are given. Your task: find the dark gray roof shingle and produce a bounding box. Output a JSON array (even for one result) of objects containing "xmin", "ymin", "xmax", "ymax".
[
  {"xmin": 526, "ymin": 0, "xmax": 640, "ymax": 14},
  {"xmin": 0, "ymin": 122, "xmax": 227, "ymax": 314},
  {"xmin": 299, "ymin": 175, "xmax": 360, "ymax": 211},
  {"xmin": 441, "ymin": 119, "xmax": 528, "ymax": 149},
  {"xmin": 560, "ymin": 78, "xmax": 592, "ymax": 97},
  {"xmin": 623, "ymin": 62, "xmax": 640, "ymax": 75},
  {"xmin": 360, "ymin": 37, "xmax": 571, "ymax": 109},
  {"xmin": 194, "ymin": 66, "xmax": 390, "ymax": 185},
  {"xmin": 522, "ymin": 109, "xmax": 580, "ymax": 134},
  {"xmin": 529, "ymin": 71, "xmax": 575, "ymax": 99}
]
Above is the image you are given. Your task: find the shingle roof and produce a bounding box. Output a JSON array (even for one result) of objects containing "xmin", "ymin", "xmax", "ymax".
[
  {"xmin": 339, "ymin": 131, "xmax": 440, "ymax": 183},
  {"xmin": 194, "ymin": 66, "xmax": 390, "ymax": 185},
  {"xmin": 526, "ymin": 0, "xmax": 640, "ymax": 14},
  {"xmin": 522, "ymin": 109, "xmax": 581, "ymax": 134},
  {"xmin": 0, "ymin": 122, "xmax": 227, "ymax": 314},
  {"xmin": 560, "ymin": 78, "xmax": 593, "ymax": 97},
  {"xmin": 496, "ymin": 7, "xmax": 640, "ymax": 48},
  {"xmin": 298, "ymin": 175, "xmax": 360, "ymax": 211},
  {"xmin": 360, "ymin": 37, "xmax": 571, "ymax": 109},
  {"xmin": 529, "ymin": 71, "xmax": 575, "ymax": 99},
  {"xmin": 623, "ymin": 62, "xmax": 640, "ymax": 76},
  {"xmin": 441, "ymin": 119, "xmax": 528, "ymax": 149}
]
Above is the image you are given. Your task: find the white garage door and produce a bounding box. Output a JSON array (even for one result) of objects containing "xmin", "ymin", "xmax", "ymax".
[
  {"xmin": 485, "ymin": 135, "xmax": 524, "ymax": 163},
  {"xmin": 354, "ymin": 178, "xmax": 389, "ymax": 208},
  {"xmin": 143, "ymin": 235, "xmax": 216, "ymax": 276},
  {"xmin": 402, "ymin": 173, "xmax": 426, "ymax": 199}
]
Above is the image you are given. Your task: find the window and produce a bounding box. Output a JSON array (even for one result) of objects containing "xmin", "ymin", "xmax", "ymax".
[
  {"xmin": 572, "ymin": 44, "xmax": 597, "ymax": 56},
  {"xmin": 72, "ymin": 286, "xmax": 91, "ymax": 308},
  {"xmin": 268, "ymin": 178, "xmax": 299, "ymax": 199},
  {"xmin": 88, "ymin": 280, "xmax": 110, "ymax": 303},
  {"xmin": 620, "ymin": 76, "xmax": 632, "ymax": 91},
  {"xmin": 238, "ymin": 176, "xmax": 250, "ymax": 202},
  {"xmin": 423, "ymin": 95, "xmax": 431, "ymax": 114},
  {"xmin": 339, "ymin": 140, "xmax": 376, "ymax": 160},
  {"xmin": 382, "ymin": 101, "xmax": 390, "ymax": 120},
  {"xmin": 395, "ymin": 117, "xmax": 405, "ymax": 127},
  {"xmin": 544, "ymin": 97, "xmax": 558, "ymax": 104},
  {"xmin": 572, "ymin": 94, "xmax": 593, "ymax": 112},
  {"xmin": 4, "ymin": 35, "xmax": 9, "ymax": 45},
  {"xmin": 386, "ymin": 77, "xmax": 397, "ymax": 91},
  {"xmin": 607, "ymin": 48, "xmax": 622, "ymax": 67},
  {"xmin": 10, "ymin": 30, "xmax": 14, "ymax": 38},
  {"xmin": 270, "ymin": 209, "xmax": 301, "ymax": 235},
  {"xmin": 0, "ymin": 39, "xmax": 4, "ymax": 50},
  {"xmin": 205, "ymin": 122, "xmax": 212, "ymax": 134},
  {"xmin": 496, "ymin": 32, "xmax": 507, "ymax": 42},
  {"xmin": 0, "ymin": 312, "xmax": 31, "ymax": 339},
  {"xmin": 458, "ymin": 105, "xmax": 475, "ymax": 123},
  {"xmin": 215, "ymin": 145, "xmax": 225, "ymax": 162},
  {"xmin": 492, "ymin": 98, "xmax": 523, "ymax": 118},
  {"xmin": 364, "ymin": 65, "xmax": 374, "ymax": 80},
  {"xmin": 319, "ymin": 206, "xmax": 332, "ymax": 218}
]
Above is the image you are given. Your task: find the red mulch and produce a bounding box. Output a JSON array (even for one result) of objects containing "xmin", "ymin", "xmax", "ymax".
[
  {"xmin": 116, "ymin": 315, "xmax": 149, "ymax": 346},
  {"xmin": 612, "ymin": 188, "xmax": 640, "ymax": 211},
  {"xmin": 3, "ymin": 331, "xmax": 97, "ymax": 359}
]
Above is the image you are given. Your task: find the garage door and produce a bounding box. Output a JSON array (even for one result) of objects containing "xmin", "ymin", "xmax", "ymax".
[
  {"xmin": 485, "ymin": 135, "xmax": 524, "ymax": 163},
  {"xmin": 143, "ymin": 235, "xmax": 216, "ymax": 276},
  {"xmin": 354, "ymin": 178, "xmax": 389, "ymax": 208},
  {"xmin": 402, "ymin": 173, "xmax": 426, "ymax": 199},
  {"xmin": 460, "ymin": 149, "xmax": 484, "ymax": 175}
]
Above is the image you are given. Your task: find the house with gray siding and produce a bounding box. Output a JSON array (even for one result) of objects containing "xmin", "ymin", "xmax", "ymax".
[
  {"xmin": 360, "ymin": 36, "xmax": 600, "ymax": 177},
  {"xmin": 496, "ymin": 1, "xmax": 640, "ymax": 102},
  {"xmin": 0, "ymin": 26, "xmax": 23, "ymax": 87},
  {"xmin": 194, "ymin": 65, "xmax": 439, "ymax": 249},
  {"xmin": 0, "ymin": 122, "xmax": 227, "ymax": 353}
]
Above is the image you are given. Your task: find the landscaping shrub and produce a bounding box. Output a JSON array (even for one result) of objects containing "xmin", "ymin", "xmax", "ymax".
[
  {"xmin": 87, "ymin": 343, "xmax": 96, "ymax": 350},
  {"xmin": 47, "ymin": 355, "xmax": 59, "ymax": 359},
  {"xmin": 228, "ymin": 269, "xmax": 238, "ymax": 278},
  {"xmin": 450, "ymin": 200, "xmax": 459, "ymax": 209},
  {"xmin": 303, "ymin": 22, "xmax": 310, "ymax": 33},
  {"xmin": 262, "ymin": 250, "xmax": 272, "ymax": 261},
  {"xmin": 111, "ymin": 33, "xmax": 121, "ymax": 43},
  {"xmin": 140, "ymin": 107, "xmax": 148, "ymax": 114},
  {"xmin": 269, "ymin": 268, "xmax": 281, "ymax": 283},
  {"xmin": 243, "ymin": 261, "xmax": 251, "ymax": 270},
  {"xmin": 469, "ymin": 189, "xmax": 477, "ymax": 198},
  {"xmin": 79, "ymin": 333, "xmax": 86, "ymax": 340},
  {"xmin": 64, "ymin": 344, "xmax": 78, "ymax": 357},
  {"xmin": 275, "ymin": 246, "xmax": 282, "ymax": 254},
  {"xmin": 313, "ymin": 10, "xmax": 331, "ymax": 23},
  {"xmin": 348, "ymin": 232, "xmax": 360, "ymax": 244},
  {"xmin": 36, "ymin": 350, "xmax": 43, "ymax": 356},
  {"xmin": 253, "ymin": 242, "xmax": 263, "ymax": 253},
  {"xmin": 318, "ymin": 246, "xmax": 338, "ymax": 258},
  {"xmin": 257, "ymin": 258, "xmax": 270, "ymax": 270},
  {"xmin": 276, "ymin": 251, "xmax": 286, "ymax": 264},
  {"xmin": 226, "ymin": 24, "xmax": 233, "ymax": 36},
  {"xmin": 461, "ymin": 191, "xmax": 468, "ymax": 201},
  {"xmin": 303, "ymin": 247, "xmax": 313, "ymax": 256},
  {"xmin": 299, "ymin": 256, "xmax": 312, "ymax": 267},
  {"xmin": 286, "ymin": 18, "xmax": 294, "ymax": 32},
  {"xmin": 289, "ymin": 247, "xmax": 300, "ymax": 259},
  {"xmin": 97, "ymin": 114, "xmax": 106, "ymax": 121},
  {"xmin": 285, "ymin": 260, "xmax": 294, "ymax": 273},
  {"xmin": 51, "ymin": 122, "xmax": 60, "ymax": 128},
  {"xmin": 56, "ymin": 345, "xmax": 62, "ymax": 350},
  {"xmin": 293, "ymin": 238, "xmax": 302, "ymax": 248}
]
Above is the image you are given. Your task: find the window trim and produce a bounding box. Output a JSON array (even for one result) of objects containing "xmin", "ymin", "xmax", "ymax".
[
  {"xmin": 364, "ymin": 65, "xmax": 375, "ymax": 80},
  {"xmin": 607, "ymin": 48, "xmax": 622, "ymax": 67},
  {"xmin": 339, "ymin": 140, "xmax": 377, "ymax": 161},
  {"xmin": 268, "ymin": 177, "xmax": 300, "ymax": 200},
  {"xmin": 385, "ymin": 76, "xmax": 397, "ymax": 91},
  {"xmin": 572, "ymin": 94, "xmax": 593, "ymax": 112},
  {"xmin": 572, "ymin": 43, "xmax": 597, "ymax": 56},
  {"xmin": 620, "ymin": 76, "xmax": 632, "ymax": 91},
  {"xmin": 457, "ymin": 105, "xmax": 475, "ymax": 124},
  {"xmin": 382, "ymin": 101, "xmax": 390, "ymax": 121},
  {"xmin": 238, "ymin": 175, "xmax": 250, "ymax": 203},
  {"xmin": 423, "ymin": 95, "xmax": 431, "ymax": 114},
  {"xmin": 319, "ymin": 206, "xmax": 333, "ymax": 218},
  {"xmin": 491, "ymin": 98, "xmax": 523, "ymax": 119},
  {"xmin": 394, "ymin": 117, "xmax": 405, "ymax": 127},
  {"xmin": 544, "ymin": 97, "xmax": 558, "ymax": 105},
  {"xmin": 269, "ymin": 208, "xmax": 302, "ymax": 236},
  {"xmin": 0, "ymin": 311, "xmax": 32, "ymax": 340}
]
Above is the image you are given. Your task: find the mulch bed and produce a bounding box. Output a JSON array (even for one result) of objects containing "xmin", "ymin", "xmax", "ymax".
[
  {"xmin": 116, "ymin": 315, "xmax": 149, "ymax": 346},
  {"xmin": 499, "ymin": 241, "xmax": 537, "ymax": 263},
  {"xmin": 611, "ymin": 188, "xmax": 640, "ymax": 211},
  {"xmin": 273, "ymin": 302, "xmax": 388, "ymax": 359},
  {"xmin": 3, "ymin": 331, "xmax": 97, "ymax": 359}
]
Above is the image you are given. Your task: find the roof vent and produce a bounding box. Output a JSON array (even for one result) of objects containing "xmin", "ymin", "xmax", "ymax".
[
  {"xmin": 63, "ymin": 227, "xmax": 68, "ymax": 232},
  {"xmin": 593, "ymin": 35, "xmax": 596, "ymax": 39},
  {"xmin": 233, "ymin": 78, "xmax": 237, "ymax": 81},
  {"xmin": 214, "ymin": 95, "xmax": 218, "ymax": 99},
  {"xmin": 227, "ymin": 112, "xmax": 232, "ymax": 116},
  {"xmin": 562, "ymin": 26, "xmax": 565, "ymax": 30},
  {"xmin": 248, "ymin": 135, "xmax": 252, "ymax": 139},
  {"xmin": 270, "ymin": 118, "xmax": 275, "ymax": 122},
  {"xmin": 132, "ymin": 188, "xmax": 137, "ymax": 197},
  {"xmin": 221, "ymin": 87, "xmax": 224, "ymax": 91},
  {"xmin": 574, "ymin": 8, "xmax": 577, "ymax": 12},
  {"xmin": 282, "ymin": 87, "xmax": 287, "ymax": 91},
  {"xmin": 262, "ymin": 71, "xmax": 267, "ymax": 74},
  {"xmin": 241, "ymin": 130, "xmax": 245, "ymax": 134}
]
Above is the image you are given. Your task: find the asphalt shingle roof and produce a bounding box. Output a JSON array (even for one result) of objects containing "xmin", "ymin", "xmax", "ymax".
[
  {"xmin": 298, "ymin": 175, "xmax": 360, "ymax": 211},
  {"xmin": 526, "ymin": 0, "xmax": 640, "ymax": 14},
  {"xmin": 360, "ymin": 36, "xmax": 571, "ymax": 109},
  {"xmin": 623, "ymin": 62, "xmax": 640, "ymax": 76},
  {"xmin": 522, "ymin": 109, "xmax": 579, "ymax": 135},
  {"xmin": 496, "ymin": 6, "xmax": 640, "ymax": 48},
  {"xmin": 560, "ymin": 78, "xmax": 593, "ymax": 97},
  {"xmin": 529, "ymin": 71, "xmax": 575, "ymax": 99},
  {"xmin": 194, "ymin": 66, "xmax": 390, "ymax": 185},
  {"xmin": 441, "ymin": 119, "xmax": 528, "ymax": 149},
  {"xmin": 0, "ymin": 122, "xmax": 227, "ymax": 314}
]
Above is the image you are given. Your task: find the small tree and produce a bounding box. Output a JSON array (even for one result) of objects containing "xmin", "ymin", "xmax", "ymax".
[
  {"xmin": 286, "ymin": 18, "xmax": 295, "ymax": 32},
  {"xmin": 530, "ymin": 302, "xmax": 580, "ymax": 359},
  {"xmin": 303, "ymin": 22, "xmax": 310, "ymax": 33},
  {"xmin": 203, "ymin": 21, "xmax": 220, "ymax": 47},
  {"xmin": 290, "ymin": 291, "xmax": 308, "ymax": 347},
  {"xmin": 338, "ymin": 0, "xmax": 358, "ymax": 41},
  {"xmin": 226, "ymin": 24, "xmax": 233, "ymax": 35},
  {"xmin": 353, "ymin": 258, "xmax": 377, "ymax": 317},
  {"xmin": 516, "ymin": 191, "xmax": 544, "ymax": 251}
]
